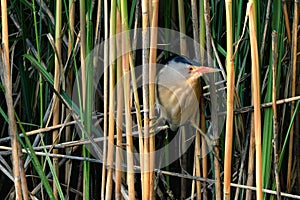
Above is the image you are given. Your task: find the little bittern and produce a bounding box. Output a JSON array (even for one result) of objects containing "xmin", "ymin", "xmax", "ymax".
[{"xmin": 156, "ymin": 56, "xmax": 219, "ymax": 131}]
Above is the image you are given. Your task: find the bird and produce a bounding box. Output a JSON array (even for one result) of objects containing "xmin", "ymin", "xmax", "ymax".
[{"xmin": 156, "ymin": 55, "xmax": 219, "ymax": 131}]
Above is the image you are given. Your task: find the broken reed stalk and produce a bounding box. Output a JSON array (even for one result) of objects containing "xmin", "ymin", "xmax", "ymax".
[
  {"xmin": 271, "ymin": 31, "xmax": 282, "ymax": 200},
  {"xmin": 53, "ymin": 0, "xmax": 62, "ymax": 198},
  {"xmin": 248, "ymin": 3, "xmax": 263, "ymax": 200},
  {"xmin": 224, "ymin": 0, "xmax": 235, "ymax": 198},
  {"xmin": 287, "ymin": 0, "xmax": 298, "ymax": 192},
  {"xmin": 105, "ymin": 0, "xmax": 117, "ymax": 198},
  {"xmin": 149, "ymin": 0, "xmax": 159, "ymax": 198}
]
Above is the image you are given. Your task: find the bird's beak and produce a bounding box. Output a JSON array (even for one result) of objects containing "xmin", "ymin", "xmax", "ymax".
[{"xmin": 190, "ymin": 66, "xmax": 220, "ymax": 76}]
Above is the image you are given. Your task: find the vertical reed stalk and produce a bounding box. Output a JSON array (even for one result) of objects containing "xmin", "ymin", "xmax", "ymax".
[
  {"xmin": 65, "ymin": 0, "xmax": 75, "ymax": 192},
  {"xmin": 105, "ymin": 0, "xmax": 117, "ymax": 198},
  {"xmin": 120, "ymin": 0, "xmax": 145, "ymax": 198},
  {"xmin": 53, "ymin": 0, "xmax": 62, "ymax": 198},
  {"xmin": 271, "ymin": 31, "xmax": 282, "ymax": 200},
  {"xmin": 191, "ymin": 0, "xmax": 200, "ymax": 59},
  {"xmin": 115, "ymin": 9, "xmax": 123, "ymax": 199},
  {"xmin": 287, "ymin": 0, "xmax": 298, "ymax": 192},
  {"xmin": 191, "ymin": 1, "xmax": 201, "ymax": 198},
  {"xmin": 141, "ymin": 0, "xmax": 150, "ymax": 198},
  {"xmin": 95, "ymin": 0, "xmax": 102, "ymax": 44},
  {"xmin": 204, "ymin": 0, "xmax": 221, "ymax": 198},
  {"xmin": 178, "ymin": 1, "xmax": 188, "ymax": 198},
  {"xmin": 178, "ymin": 0, "xmax": 187, "ymax": 56},
  {"xmin": 245, "ymin": 117, "xmax": 255, "ymax": 200},
  {"xmin": 149, "ymin": 0, "xmax": 159, "ymax": 199},
  {"xmin": 194, "ymin": 128, "xmax": 202, "ymax": 200},
  {"xmin": 121, "ymin": 0, "xmax": 136, "ymax": 198},
  {"xmin": 248, "ymin": 3, "xmax": 263, "ymax": 200},
  {"xmin": 199, "ymin": 1, "xmax": 208, "ymax": 198},
  {"xmin": 259, "ymin": 0, "xmax": 272, "ymax": 63},
  {"xmin": 224, "ymin": 0, "xmax": 234, "ymax": 198},
  {"xmin": 101, "ymin": 0, "xmax": 109, "ymax": 198}
]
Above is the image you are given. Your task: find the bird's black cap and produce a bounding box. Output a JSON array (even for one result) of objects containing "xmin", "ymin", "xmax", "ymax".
[{"xmin": 162, "ymin": 55, "xmax": 201, "ymax": 66}]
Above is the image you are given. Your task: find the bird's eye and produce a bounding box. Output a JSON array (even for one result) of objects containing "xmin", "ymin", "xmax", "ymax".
[{"xmin": 188, "ymin": 66, "xmax": 194, "ymax": 72}]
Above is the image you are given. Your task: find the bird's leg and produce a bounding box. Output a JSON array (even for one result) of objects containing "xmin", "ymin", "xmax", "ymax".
[
  {"xmin": 190, "ymin": 121, "xmax": 221, "ymax": 162},
  {"xmin": 149, "ymin": 116, "xmax": 168, "ymax": 135}
]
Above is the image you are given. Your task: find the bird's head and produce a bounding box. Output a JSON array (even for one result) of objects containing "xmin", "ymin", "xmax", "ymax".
[{"xmin": 165, "ymin": 56, "xmax": 220, "ymax": 82}]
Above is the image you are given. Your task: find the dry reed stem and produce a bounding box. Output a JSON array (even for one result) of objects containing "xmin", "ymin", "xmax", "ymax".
[
  {"xmin": 95, "ymin": 0, "xmax": 102, "ymax": 44},
  {"xmin": 224, "ymin": 0, "xmax": 234, "ymax": 198},
  {"xmin": 271, "ymin": 31, "xmax": 282, "ymax": 200},
  {"xmin": 204, "ymin": 0, "xmax": 221, "ymax": 198},
  {"xmin": 282, "ymin": 0, "xmax": 292, "ymax": 44},
  {"xmin": 115, "ymin": 9, "xmax": 123, "ymax": 200},
  {"xmin": 141, "ymin": 0, "xmax": 150, "ymax": 198},
  {"xmin": 53, "ymin": 0, "xmax": 62, "ymax": 197},
  {"xmin": 0, "ymin": 24, "xmax": 23, "ymax": 200},
  {"xmin": 260, "ymin": 0, "xmax": 272, "ymax": 64},
  {"xmin": 123, "ymin": 52, "xmax": 136, "ymax": 199},
  {"xmin": 178, "ymin": 0, "xmax": 188, "ymax": 197},
  {"xmin": 149, "ymin": 0, "xmax": 159, "ymax": 199},
  {"xmin": 120, "ymin": 2, "xmax": 136, "ymax": 195},
  {"xmin": 191, "ymin": 0, "xmax": 201, "ymax": 198},
  {"xmin": 191, "ymin": 0, "xmax": 200, "ymax": 59},
  {"xmin": 248, "ymin": 3, "xmax": 263, "ymax": 200},
  {"xmin": 65, "ymin": 0, "xmax": 75, "ymax": 191},
  {"xmin": 105, "ymin": 0, "xmax": 117, "ymax": 198},
  {"xmin": 245, "ymin": 115, "xmax": 255, "ymax": 200},
  {"xmin": 287, "ymin": 0, "xmax": 299, "ymax": 192},
  {"xmin": 178, "ymin": 0, "xmax": 187, "ymax": 56},
  {"xmin": 101, "ymin": 0, "xmax": 109, "ymax": 198}
]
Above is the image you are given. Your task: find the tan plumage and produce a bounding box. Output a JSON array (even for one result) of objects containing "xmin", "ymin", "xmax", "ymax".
[{"xmin": 156, "ymin": 56, "xmax": 218, "ymax": 131}]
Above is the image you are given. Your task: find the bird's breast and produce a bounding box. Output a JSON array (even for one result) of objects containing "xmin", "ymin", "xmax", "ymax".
[{"xmin": 156, "ymin": 80, "xmax": 200, "ymax": 131}]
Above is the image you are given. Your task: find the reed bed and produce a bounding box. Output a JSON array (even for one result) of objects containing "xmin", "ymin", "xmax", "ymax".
[{"xmin": 0, "ymin": 0, "xmax": 300, "ymax": 199}]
